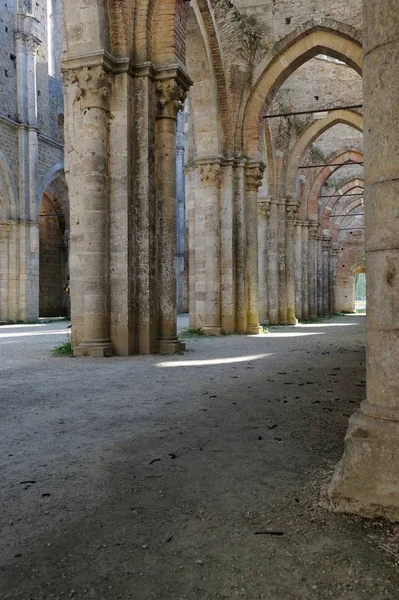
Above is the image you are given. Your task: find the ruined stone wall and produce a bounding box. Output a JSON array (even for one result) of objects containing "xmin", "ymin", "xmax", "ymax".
[
  {"xmin": 0, "ymin": 1, "xmax": 64, "ymax": 194},
  {"xmin": 335, "ymin": 225, "xmax": 365, "ymax": 312}
]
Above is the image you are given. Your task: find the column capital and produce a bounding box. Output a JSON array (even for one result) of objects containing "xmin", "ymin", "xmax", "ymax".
[
  {"xmin": 309, "ymin": 221, "xmax": 320, "ymax": 240},
  {"xmin": 155, "ymin": 78, "xmax": 187, "ymax": 120},
  {"xmin": 245, "ymin": 163, "xmax": 265, "ymax": 193},
  {"xmin": 286, "ymin": 201, "xmax": 299, "ymax": 221},
  {"xmin": 322, "ymin": 234, "xmax": 332, "ymax": 250},
  {"xmin": 198, "ymin": 161, "xmax": 222, "ymax": 187},
  {"xmin": 258, "ymin": 199, "xmax": 271, "ymax": 217},
  {"xmin": 64, "ymin": 66, "xmax": 113, "ymax": 111},
  {"xmin": 0, "ymin": 222, "xmax": 12, "ymax": 236}
]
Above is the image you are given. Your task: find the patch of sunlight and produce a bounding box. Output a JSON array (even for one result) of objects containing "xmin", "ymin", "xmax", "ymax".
[
  {"xmin": 263, "ymin": 331, "xmax": 325, "ymax": 337},
  {"xmin": 156, "ymin": 352, "xmax": 272, "ymax": 368},
  {"xmin": 296, "ymin": 322, "xmax": 359, "ymax": 328},
  {"xmin": 0, "ymin": 330, "xmax": 68, "ymax": 339}
]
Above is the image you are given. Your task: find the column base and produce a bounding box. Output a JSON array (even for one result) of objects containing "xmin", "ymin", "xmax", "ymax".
[
  {"xmin": 156, "ymin": 339, "xmax": 186, "ymax": 354},
  {"xmin": 246, "ymin": 324, "xmax": 262, "ymax": 335},
  {"xmin": 73, "ymin": 340, "xmax": 114, "ymax": 358},
  {"xmin": 287, "ymin": 315, "xmax": 298, "ymax": 326},
  {"xmin": 329, "ymin": 410, "xmax": 399, "ymax": 522},
  {"xmin": 203, "ymin": 325, "xmax": 224, "ymax": 336}
]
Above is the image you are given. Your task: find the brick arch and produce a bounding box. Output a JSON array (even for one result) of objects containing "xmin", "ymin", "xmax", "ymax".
[
  {"xmin": 306, "ymin": 149, "xmax": 364, "ymax": 220},
  {"xmin": 108, "ymin": 0, "xmax": 135, "ymax": 59},
  {"xmin": 285, "ymin": 110, "xmax": 363, "ymax": 200},
  {"xmin": 242, "ymin": 25, "xmax": 362, "ymax": 157},
  {"xmin": 63, "ymin": 0, "xmax": 111, "ymax": 58},
  {"xmin": 321, "ymin": 178, "xmax": 364, "ymax": 228},
  {"xmin": 0, "ymin": 149, "xmax": 19, "ymax": 221},
  {"xmin": 151, "ymin": 0, "xmax": 189, "ymax": 66}
]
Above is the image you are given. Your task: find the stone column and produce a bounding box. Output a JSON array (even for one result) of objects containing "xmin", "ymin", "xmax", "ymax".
[
  {"xmin": 71, "ymin": 66, "xmax": 113, "ymax": 357},
  {"xmin": 155, "ymin": 77, "xmax": 187, "ymax": 353},
  {"xmin": 330, "ymin": 244, "xmax": 339, "ymax": 314},
  {"xmin": 277, "ymin": 199, "xmax": 287, "ymax": 324},
  {"xmin": 0, "ymin": 223, "xmax": 11, "ymax": 322},
  {"xmin": 316, "ymin": 234, "xmax": 323, "ymax": 318},
  {"xmin": 245, "ymin": 164, "xmax": 263, "ymax": 334},
  {"xmin": 301, "ymin": 221, "xmax": 309, "ymax": 320},
  {"xmin": 286, "ymin": 202, "xmax": 298, "ymax": 325},
  {"xmin": 294, "ymin": 221, "xmax": 303, "ymax": 321},
  {"xmin": 267, "ymin": 198, "xmax": 279, "ymax": 325},
  {"xmin": 16, "ymin": 13, "xmax": 41, "ymax": 322},
  {"xmin": 176, "ymin": 110, "xmax": 185, "ymax": 315},
  {"xmin": 199, "ymin": 161, "xmax": 223, "ymax": 335},
  {"xmin": 308, "ymin": 222, "xmax": 318, "ymax": 320},
  {"xmin": 329, "ymin": 0, "xmax": 399, "ymax": 520},
  {"xmin": 322, "ymin": 234, "xmax": 331, "ymax": 317},
  {"xmin": 258, "ymin": 199, "xmax": 270, "ymax": 325}
]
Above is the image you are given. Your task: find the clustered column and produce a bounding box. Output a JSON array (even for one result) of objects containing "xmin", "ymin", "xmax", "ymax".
[
  {"xmin": 330, "ymin": 0, "xmax": 399, "ymax": 520},
  {"xmin": 301, "ymin": 221, "xmax": 309, "ymax": 320}
]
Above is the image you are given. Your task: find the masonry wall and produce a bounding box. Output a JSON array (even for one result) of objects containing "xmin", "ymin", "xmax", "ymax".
[
  {"xmin": 0, "ymin": 0, "xmax": 66, "ymax": 320},
  {"xmin": 336, "ymin": 226, "xmax": 365, "ymax": 312}
]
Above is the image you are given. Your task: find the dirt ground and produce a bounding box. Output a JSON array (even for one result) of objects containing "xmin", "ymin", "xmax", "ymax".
[{"xmin": 0, "ymin": 315, "xmax": 398, "ymax": 600}]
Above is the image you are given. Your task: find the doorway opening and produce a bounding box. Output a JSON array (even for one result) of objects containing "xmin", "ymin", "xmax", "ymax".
[{"xmin": 355, "ymin": 270, "xmax": 366, "ymax": 313}]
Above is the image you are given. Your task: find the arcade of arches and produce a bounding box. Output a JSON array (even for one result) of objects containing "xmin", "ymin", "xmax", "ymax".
[{"xmin": 0, "ymin": 0, "xmax": 398, "ymax": 559}]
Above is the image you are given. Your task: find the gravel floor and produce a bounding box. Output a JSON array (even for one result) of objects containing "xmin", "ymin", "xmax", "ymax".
[{"xmin": 0, "ymin": 315, "xmax": 398, "ymax": 600}]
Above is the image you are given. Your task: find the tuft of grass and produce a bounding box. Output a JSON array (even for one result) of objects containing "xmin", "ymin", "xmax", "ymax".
[
  {"xmin": 179, "ymin": 327, "xmax": 205, "ymax": 338},
  {"xmin": 262, "ymin": 326, "xmax": 269, "ymax": 334},
  {"xmin": 52, "ymin": 338, "xmax": 73, "ymax": 357}
]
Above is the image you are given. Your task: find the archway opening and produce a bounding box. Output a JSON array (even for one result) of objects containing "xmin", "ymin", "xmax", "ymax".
[
  {"xmin": 39, "ymin": 192, "xmax": 69, "ymax": 318},
  {"xmin": 355, "ymin": 268, "xmax": 366, "ymax": 313}
]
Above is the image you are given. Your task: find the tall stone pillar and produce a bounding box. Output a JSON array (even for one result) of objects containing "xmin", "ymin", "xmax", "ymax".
[
  {"xmin": 155, "ymin": 77, "xmax": 187, "ymax": 353},
  {"xmin": 199, "ymin": 161, "xmax": 223, "ymax": 335},
  {"xmin": 16, "ymin": 12, "xmax": 41, "ymax": 321},
  {"xmin": 277, "ymin": 199, "xmax": 287, "ymax": 324},
  {"xmin": 176, "ymin": 110, "xmax": 185, "ymax": 314},
  {"xmin": 322, "ymin": 234, "xmax": 331, "ymax": 317},
  {"xmin": 294, "ymin": 221, "xmax": 303, "ymax": 321},
  {"xmin": 0, "ymin": 224, "xmax": 11, "ymax": 322},
  {"xmin": 301, "ymin": 221, "xmax": 309, "ymax": 320},
  {"xmin": 267, "ymin": 198, "xmax": 279, "ymax": 325},
  {"xmin": 258, "ymin": 199, "xmax": 270, "ymax": 325},
  {"xmin": 329, "ymin": 0, "xmax": 399, "ymax": 520},
  {"xmin": 72, "ymin": 66, "xmax": 113, "ymax": 357},
  {"xmin": 286, "ymin": 202, "xmax": 298, "ymax": 325},
  {"xmin": 245, "ymin": 164, "xmax": 264, "ymax": 334},
  {"xmin": 316, "ymin": 234, "xmax": 323, "ymax": 318},
  {"xmin": 330, "ymin": 244, "xmax": 339, "ymax": 314},
  {"xmin": 308, "ymin": 222, "xmax": 318, "ymax": 320}
]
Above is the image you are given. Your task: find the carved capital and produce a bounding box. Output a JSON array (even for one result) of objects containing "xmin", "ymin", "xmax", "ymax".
[
  {"xmin": 286, "ymin": 202, "xmax": 299, "ymax": 221},
  {"xmin": 309, "ymin": 222, "xmax": 319, "ymax": 240},
  {"xmin": 322, "ymin": 235, "xmax": 332, "ymax": 250},
  {"xmin": 65, "ymin": 66, "xmax": 113, "ymax": 111},
  {"xmin": 245, "ymin": 165, "xmax": 264, "ymax": 193},
  {"xmin": 0, "ymin": 222, "xmax": 12, "ymax": 237},
  {"xmin": 258, "ymin": 199, "xmax": 271, "ymax": 218},
  {"xmin": 199, "ymin": 162, "xmax": 222, "ymax": 188},
  {"xmin": 156, "ymin": 78, "xmax": 187, "ymax": 120}
]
